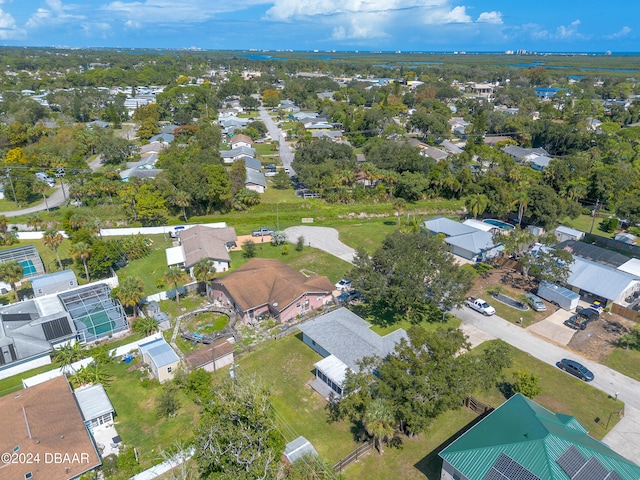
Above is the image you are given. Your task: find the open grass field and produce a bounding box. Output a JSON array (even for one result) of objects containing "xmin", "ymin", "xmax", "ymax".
[{"xmin": 603, "ymin": 347, "xmax": 640, "ymax": 381}]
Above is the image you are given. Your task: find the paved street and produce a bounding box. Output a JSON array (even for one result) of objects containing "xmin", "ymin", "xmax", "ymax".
[
  {"xmin": 454, "ymin": 305, "xmax": 640, "ymax": 461},
  {"xmin": 258, "ymin": 106, "xmax": 295, "ymax": 174}
]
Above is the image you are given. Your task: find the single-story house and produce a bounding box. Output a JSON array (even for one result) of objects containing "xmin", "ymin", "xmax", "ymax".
[
  {"xmin": 566, "ymin": 256, "xmax": 640, "ymax": 307},
  {"xmin": 183, "ymin": 337, "xmax": 234, "ymax": 372},
  {"xmin": 0, "ymin": 376, "xmax": 102, "ymax": 479},
  {"xmin": 618, "ymin": 258, "xmax": 640, "ymax": 277},
  {"xmin": 423, "ymin": 217, "xmax": 501, "ymax": 262},
  {"xmin": 311, "ymin": 130, "xmax": 343, "ymax": 142},
  {"xmin": 221, "ymin": 146, "xmax": 257, "ymax": 163},
  {"xmin": 245, "ymin": 168, "xmax": 267, "ymax": 193},
  {"xmin": 421, "ymin": 145, "xmax": 449, "ymax": 161},
  {"xmin": 139, "ymin": 338, "xmax": 180, "ymax": 383},
  {"xmin": 556, "ymin": 240, "xmax": 629, "ymax": 269},
  {"xmin": 240, "ymin": 156, "xmax": 262, "ymax": 172},
  {"xmin": 166, "ymin": 225, "xmax": 237, "ymax": 275},
  {"xmin": 148, "ymin": 133, "xmax": 174, "ymax": 143},
  {"xmin": 230, "ymin": 134, "xmax": 254, "ymax": 149},
  {"xmin": 298, "ymin": 308, "xmax": 407, "ymax": 399},
  {"xmin": 529, "ymin": 155, "xmax": 553, "ymax": 171},
  {"xmin": 440, "ymin": 393, "xmax": 640, "ymax": 480},
  {"xmin": 501, "ymin": 145, "xmax": 550, "ymax": 163},
  {"xmin": 74, "ymin": 383, "xmax": 116, "ymax": 428},
  {"xmin": 31, "ymin": 270, "xmax": 78, "ymax": 297},
  {"xmin": 210, "ymin": 258, "xmax": 334, "ymax": 324},
  {"xmin": 554, "ymin": 225, "xmax": 585, "ymax": 243}
]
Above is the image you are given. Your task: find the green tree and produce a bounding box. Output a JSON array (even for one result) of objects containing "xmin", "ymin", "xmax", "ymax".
[
  {"xmin": 71, "ymin": 241, "xmax": 93, "ymax": 282},
  {"xmin": 163, "ymin": 266, "xmax": 188, "ymax": 305},
  {"xmin": 0, "ymin": 260, "xmax": 24, "ymax": 302},
  {"xmin": 364, "ymin": 398, "xmax": 396, "ymax": 454},
  {"xmin": 33, "ymin": 179, "xmax": 52, "ymax": 212},
  {"xmin": 194, "ymin": 377, "xmax": 285, "ymax": 479},
  {"xmin": 132, "ymin": 316, "xmax": 159, "ymax": 336},
  {"xmin": 349, "ymin": 232, "xmax": 473, "ymax": 316},
  {"xmin": 156, "ymin": 384, "xmax": 181, "ymax": 418},
  {"xmin": 465, "ymin": 193, "xmax": 489, "ymax": 219},
  {"xmin": 192, "ymin": 258, "xmax": 216, "ymax": 298},
  {"xmin": 272, "ymin": 170, "xmax": 292, "ymax": 190},
  {"xmin": 520, "ymin": 248, "xmax": 574, "ymax": 283},
  {"xmin": 26, "ymin": 213, "xmax": 44, "ymax": 231},
  {"xmin": 170, "ymin": 189, "xmax": 192, "ymax": 222},
  {"xmin": 243, "ymin": 239, "xmax": 257, "ymax": 258},
  {"xmin": 52, "ymin": 342, "xmax": 86, "ymax": 373},
  {"xmin": 295, "ymin": 236, "xmax": 305, "ymax": 252},
  {"xmin": 512, "ymin": 370, "xmax": 542, "ymax": 398},
  {"xmin": 114, "ymin": 275, "xmax": 145, "ymax": 319},
  {"xmin": 42, "ymin": 229, "xmax": 64, "ymax": 270}
]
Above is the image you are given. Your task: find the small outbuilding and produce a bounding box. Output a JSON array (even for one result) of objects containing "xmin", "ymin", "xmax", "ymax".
[
  {"xmin": 183, "ymin": 337, "xmax": 234, "ymax": 372},
  {"xmin": 282, "ymin": 436, "xmax": 318, "ymax": 465},
  {"xmin": 554, "ymin": 225, "xmax": 585, "ymax": 243},
  {"xmin": 139, "ymin": 338, "xmax": 180, "ymax": 383},
  {"xmin": 31, "ymin": 270, "xmax": 78, "ymax": 297},
  {"xmin": 73, "ymin": 383, "xmax": 115, "ymax": 428}
]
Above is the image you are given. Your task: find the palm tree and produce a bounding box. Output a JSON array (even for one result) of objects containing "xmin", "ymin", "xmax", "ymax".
[
  {"xmin": 171, "ymin": 189, "xmax": 192, "ymax": 222},
  {"xmin": 392, "ymin": 197, "xmax": 407, "ymax": 227},
  {"xmin": 115, "ymin": 276, "xmax": 145, "ymax": 319},
  {"xmin": 52, "ymin": 342, "xmax": 85, "ymax": 374},
  {"xmin": 465, "ymin": 193, "xmax": 489, "ymax": 219},
  {"xmin": 70, "ymin": 362, "xmax": 111, "ymax": 388},
  {"xmin": 133, "ymin": 316, "xmax": 159, "ymax": 336},
  {"xmin": 192, "ymin": 258, "xmax": 216, "ymax": 299},
  {"xmin": 26, "ymin": 214, "xmax": 44, "ymax": 232},
  {"xmin": 364, "ymin": 398, "xmax": 396, "ymax": 454},
  {"xmin": 32, "ymin": 179, "xmax": 50, "ymax": 212},
  {"xmin": 42, "ymin": 228, "xmax": 64, "ymax": 270},
  {"xmin": 71, "ymin": 241, "xmax": 93, "ymax": 282},
  {"xmin": 163, "ymin": 266, "xmax": 188, "ymax": 305},
  {"xmin": 0, "ymin": 261, "xmax": 24, "ymax": 302}
]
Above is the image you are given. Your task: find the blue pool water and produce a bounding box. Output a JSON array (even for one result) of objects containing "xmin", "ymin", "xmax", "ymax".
[{"xmin": 484, "ymin": 219, "xmax": 515, "ymax": 230}]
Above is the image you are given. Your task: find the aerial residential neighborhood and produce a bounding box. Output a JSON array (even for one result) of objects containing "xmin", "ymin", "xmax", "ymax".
[{"xmin": 0, "ymin": 47, "xmax": 639, "ymax": 480}]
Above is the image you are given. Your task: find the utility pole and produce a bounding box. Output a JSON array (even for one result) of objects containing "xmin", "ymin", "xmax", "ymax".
[{"xmin": 589, "ymin": 199, "xmax": 600, "ymax": 234}]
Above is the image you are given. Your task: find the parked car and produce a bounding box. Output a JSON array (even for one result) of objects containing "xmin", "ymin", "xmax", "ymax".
[
  {"xmin": 335, "ymin": 278, "xmax": 352, "ymax": 291},
  {"xmin": 35, "ymin": 172, "xmax": 55, "ymax": 187},
  {"xmin": 169, "ymin": 226, "xmax": 185, "ymax": 238},
  {"xmin": 252, "ymin": 227, "xmax": 274, "ymax": 237},
  {"xmin": 524, "ymin": 293, "xmax": 547, "ymax": 312},
  {"xmin": 556, "ymin": 358, "xmax": 594, "ymax": 382},
  {"xmin": 337, "ymin": 290, "xmax": 362, "ymax": 304},
  {"xmin": 565, "ymin": 306, "xmax": 600, "ymax": 330},
  {"xmin": 466, "ymin": 297, "xmax": 496, "ymax": 316},
  {"xmin": 576, "ymin": 306, "xmax": 600, "ymax": 321}
]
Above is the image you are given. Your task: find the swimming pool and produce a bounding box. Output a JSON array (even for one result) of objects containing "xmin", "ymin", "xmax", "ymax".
[{"xmin": 483, "ymin": 219, "xmax": 515, "ymax": 230}]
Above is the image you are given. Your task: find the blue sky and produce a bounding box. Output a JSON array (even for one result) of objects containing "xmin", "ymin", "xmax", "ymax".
[{"xmin": 0, "ymin": 0, "xmax": 637, "ymax": 52}]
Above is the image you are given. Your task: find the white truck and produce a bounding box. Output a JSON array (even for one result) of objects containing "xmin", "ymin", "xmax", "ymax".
[{"xmin": 466, "ymin": 297, "xmax": 496, "ymax": 316}]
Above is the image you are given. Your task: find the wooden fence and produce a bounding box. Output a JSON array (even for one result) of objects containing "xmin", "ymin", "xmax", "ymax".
[
  {"xmin": 611, "ymin": 303, "xmax": 640, "ymax": 323},
  {"xmin": 463, "ymin": 396, "xmax": 494, "ymax": 416},
  {"xmin": 332, "ymin": 440, "xmax": 374, "ymax": 472}
]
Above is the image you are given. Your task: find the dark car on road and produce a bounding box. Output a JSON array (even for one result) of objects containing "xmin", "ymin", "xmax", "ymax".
[{"xmin": 556, "ymin": 358, "xmax": 594, "ymax": 382}]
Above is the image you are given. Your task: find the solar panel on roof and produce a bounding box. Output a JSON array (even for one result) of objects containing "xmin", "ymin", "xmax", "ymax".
[
  {"xmin": 483, "ymin": 453, "xmax": 542, "ymax": 480},
  {"xmin": 1, "ymin": 313, "xmax": 32, "ymax": 322},
  {"xmin": 42, "ymin": 316, "xmax": 73, "ymax": 341},
  {"xmin": 557, "ymin": 445, "xmax": 588, "ymax": 477},
  {"xmin": 573, "ymin": 457, "xmax": 609, "ymax": 480}
]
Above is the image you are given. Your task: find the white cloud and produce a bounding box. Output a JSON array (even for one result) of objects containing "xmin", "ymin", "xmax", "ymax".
[
  {"xmin": 0, "ymin": 8, "xmax": 24, "ymax": 39},
  {"xmin": 477, "ymin": 11, "xmax": 502, "ymax": 24},
  {"xmin": 532, "ymin": 19, "xmax": 588, "ymax": 41},
  {"xmin": 124, "ymin": 19, "xmax": 141, "ymax": 29},
  {"xmin": 26, "ymin": 0, "xmax": 85, "ymax": 29},
  {"xmin": 604, "ymin": 26, "xmax": 631, "ymax": 39},
  {"xmin": 330, "ymin": 16, "xmax": 389, "ymax": 40},
  {"xmin": 424, "ymin": 6, "xmax": 471, "ymax": 25}
]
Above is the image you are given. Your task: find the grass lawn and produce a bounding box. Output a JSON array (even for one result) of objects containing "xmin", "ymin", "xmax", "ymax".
[
  {"xmin": 103, "ymin": 361, "xmax": 199, "ymax": 470},
  {"xmin": 235, "ymin": 333, "xmax": 358, "ymax": 465},
  {"xmin": 0, "ymin": 362, "xmax": 60, "ymax": 397},
  {"xmin": 336, "ymin": 219, "xmax": 400, "ymax": 253},
  {"xmin": 603, "ymin": 347, "xmax": 640, "ymax": 381},
  {"xmin": 228, "ymin": 243, "xmax": 351, "ymax": 284},
  {"xmin": 561, "ymin": 214, "xmax": 613, "ymax": 239}
]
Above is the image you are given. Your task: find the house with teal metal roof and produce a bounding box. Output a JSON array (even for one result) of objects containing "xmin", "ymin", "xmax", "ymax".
[{"xmin": 439, "ymin": 394, "xmax": 640, "ymax": 480}]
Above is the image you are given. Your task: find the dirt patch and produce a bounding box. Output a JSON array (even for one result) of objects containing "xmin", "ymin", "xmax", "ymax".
[
  {"xmin": 232, "ymin": 234, "xmax": 271, "ymax": 250},
  {"xmin": 566, "ymin": 314, "xmax": 634, "ymax": 362}
]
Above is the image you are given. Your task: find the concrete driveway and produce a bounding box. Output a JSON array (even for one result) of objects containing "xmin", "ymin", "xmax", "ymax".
[
  {"xmin": 526, "ymin": 308, "xmax": 576, "ymax": 345},
  {"xmin": 283, "ymin": 226, "xmax": 355, "ymax": 264}
]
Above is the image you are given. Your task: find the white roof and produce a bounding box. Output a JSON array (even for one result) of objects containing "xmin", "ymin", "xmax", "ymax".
[
  {"xmin": 618, "ymin": 258, "xmax": 640, "ymax": 277},
  {"xmin": 462, "ymin": 219, "xmax": 495, "ymax": 232},
  {"xmin": 568, "ymin": 256, "xmax": 640, "ymax": 301},
  {"xmin": 165, "ymin": 246, "xmax": 185, "ymax": 266},
  {"xmin": 74, "ymin": 384, "xmax": 114, "ymax": 421},
  {"xmin": 555, "ymin": 225, "xmax": 584, "ymax": 238},
  {"xmin": 314, "ymin": 354, "xmax": 348, "ymax": 386}
]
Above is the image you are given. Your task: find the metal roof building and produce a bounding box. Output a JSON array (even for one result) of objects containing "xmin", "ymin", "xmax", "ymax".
[
  {"xmin": 440, "ymin": 393, "xmax": 640, "ymax": 480},
  {"xmin": 139, "ymin": 338, "xmax": 180, "ymax": 383},
  {"xmin": 74, "ymin": 383, "xmax": 115, "ymax": 427},
  {"xmin": 566, "ymin": 256, "xmax": 640, "ymax": 305},
  {"xmin": 31, "ymin": 270, "xmax": 78, "ymax": 297}
]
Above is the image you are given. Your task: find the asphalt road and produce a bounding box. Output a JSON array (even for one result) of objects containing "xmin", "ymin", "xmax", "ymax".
[
  {"xmin": 258, "ymin": 106, "xmax": 295, "ymax": 175},
  {"xmin": 455, "ymin": 305, "xmax": 640, "ymax": 461}
]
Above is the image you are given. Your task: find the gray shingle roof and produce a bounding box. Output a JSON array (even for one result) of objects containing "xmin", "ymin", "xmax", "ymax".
[
  {"xmin": 298, "ymin": 308, "xmax": 407, "ymax": 371},
  {"xmin": 245, "ymin": 168, "xmax": 266, "ymax": 187}
]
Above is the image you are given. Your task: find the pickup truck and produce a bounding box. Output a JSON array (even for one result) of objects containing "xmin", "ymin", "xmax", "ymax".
[
  {"xmin": 252, "ymin": 228, "xmax": 275, "ymax": 237},
  {"xmin": 466, "ymin": 297, "xmax": 496, "ymax": 316},
  {"xmin": 565, "ymin": 307, "xmax": 600, "ymax": 330}
]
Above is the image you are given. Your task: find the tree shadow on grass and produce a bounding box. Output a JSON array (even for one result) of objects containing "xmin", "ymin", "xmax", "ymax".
[
  {"xmin": 350, "ymin": 302, "xmax": 397, "ymax": 328},
  {"xmin": 413, "ymin": 412, "xmax": 488, "ymax": 478}
]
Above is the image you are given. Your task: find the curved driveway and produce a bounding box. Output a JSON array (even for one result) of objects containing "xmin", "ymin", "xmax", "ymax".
[{"xmin": 283, "ymin": 226, "xmax": 355, "ymax": 264}]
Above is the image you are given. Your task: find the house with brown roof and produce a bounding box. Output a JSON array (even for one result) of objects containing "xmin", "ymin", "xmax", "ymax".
[
  {"xmin": 0, "ymin": 375, "xmax": 102, "ymax": 480},
  {"xmin": 183, "ymin": 337, "xmax": 234, "ymax": 372},
  {"xmin": 210, "ymin": 258, "xmax": 334, "ymax": 324},
  {"xmin": 165, "ymin": 225, "xmax": 237, "ymax": 276},
  {"xmin": 230, "ymin": 134, "xmax": 254, "ymax": 149}
]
